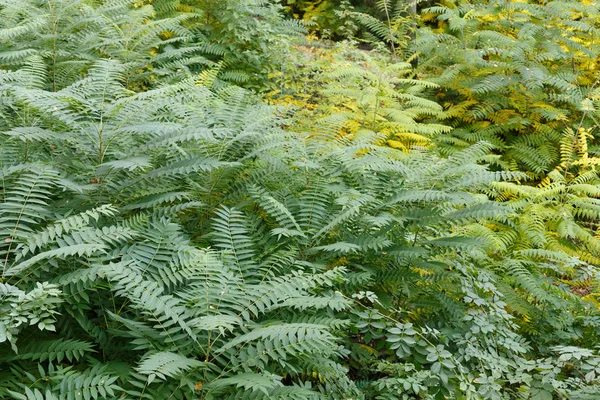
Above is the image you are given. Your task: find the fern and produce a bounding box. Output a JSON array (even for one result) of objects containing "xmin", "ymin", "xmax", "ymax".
[
  {"xmin": 415, "ymin": 0, "xmax": 600, "ymax": 176},
  {"xmin": 1, "ymin": 1, "xmax": 600, "ymax": 398},
  {"xmin": 0, "ymin": 61, "xmax": 360, "ymax": 398}
]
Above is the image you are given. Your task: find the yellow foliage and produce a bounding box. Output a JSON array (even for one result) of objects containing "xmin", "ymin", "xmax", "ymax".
[
  {"xmin": 387, "ymin": 140, "xmax": 408, "ymax": 150},
  {"xmin": 410, "ymin": 267, "xmax": 434, "ymax": 276},
  {"xmin": 270, "ymin": 42, "xmax": 445, "ymax": 150}
]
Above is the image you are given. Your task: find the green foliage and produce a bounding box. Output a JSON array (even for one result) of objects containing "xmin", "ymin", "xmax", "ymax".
[
  {"xmin": 283, "ymin": 0, "xmax": 358, "ymax": 39},
  {"xmin": 0, "ymin": 0, "xmax": 203, "ymax": 91},
  {"xmin": 413, "ymin": 0, "xmax": 600, "ymax": 177},
  {"xmin": 1, "ymin": 0, "xmax": 600, "ymax": 399},
  {"xmin": 269, "ymin": 42, "xmax": 448, "ymax": 150},
  {"xmin": 148, "ymin": 0, "xmax": 305, "ymax": 90},
  {"xmin": 350, "ymin": 0, "xmax": 418, "ymax": 59},
  {"xmin": 0, "ymin": 0, "xmax": 304, "ymax": 92},
  {"xmin": 0, "ymin": 282, "xmax": 62, "ymax": 350},
  {"xmin": 0, "ymin": 61, "xmax": 359, "ymax": 398}
]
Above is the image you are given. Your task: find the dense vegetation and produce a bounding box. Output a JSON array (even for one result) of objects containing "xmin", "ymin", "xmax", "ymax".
[{"xmin": 1, "ymin": 0, "xmax": 600, "ymax": 398}]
